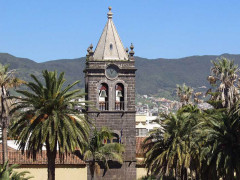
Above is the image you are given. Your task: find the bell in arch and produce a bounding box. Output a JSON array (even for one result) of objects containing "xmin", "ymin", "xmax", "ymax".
[
  {"xmin": 100, "ymin": 90, "xmax": 107, "ymax": 97},
  {"xmin": 117, "ymin": 90, "xmax": 123, "ymax": 97}
]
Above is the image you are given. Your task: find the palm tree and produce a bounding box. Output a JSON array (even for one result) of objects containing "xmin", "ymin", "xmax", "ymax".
[
  {"xmin": 143, "ymin": 105, "xmax": 201, "ymax": 180},
  {"xmin": 142, "ymin": 126, "xmax": 168, "ymax": 178},
  {"xmin": 207, "ymin": 57, "xmax": 239, "ymax": 109},
  {"xmin": 176, "ymin": 84, "xmax": 193, "ymax": 107},
  {"xmin": 196, "ymin": 106, "xmax": 240, "ymax": 179},
  {"xmin": 83, "ymin": 127, "xmax": 125, "ymax": 179},
  {"xmin": 0, "ymin": 161, "xmax": 33, "ymax": 180},
  {"xmin": 0, "ymin": 63, "xmax": 24, "ymax": 169},
  {"xmin": 10, "ymin": 70, "xmax": 90, "ymax": 180}
]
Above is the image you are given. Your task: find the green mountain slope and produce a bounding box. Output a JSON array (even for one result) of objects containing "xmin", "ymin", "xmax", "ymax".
[
  {"xmin": 135, "ymin": 54, "xmax": 240, "ymax": 95},
  {"xmin": 1, "ymin": 53, "xmax": 240, "ymax": 97}
]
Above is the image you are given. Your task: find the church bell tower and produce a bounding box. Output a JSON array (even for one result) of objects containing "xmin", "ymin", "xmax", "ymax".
[{"xmin": 84, "ymin": 7, "xmax": 136, "ymax": 180}]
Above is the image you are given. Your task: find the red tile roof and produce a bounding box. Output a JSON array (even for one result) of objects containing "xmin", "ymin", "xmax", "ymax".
[
  {"xmin": 0, "ymin": 137, "xmax": 148, "ymax": 165},
  {"xmin": 0, "ymin": 145, "xmax": 16, "ymax": 152},
  {"xmin": 0, "ymin": 149, "xmax": 85, "ymax": 165}
]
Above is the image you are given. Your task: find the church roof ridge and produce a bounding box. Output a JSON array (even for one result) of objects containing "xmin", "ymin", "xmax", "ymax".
[{"xmin": 93, "ymin": 7, "xmax": 129, "ymax": 61}]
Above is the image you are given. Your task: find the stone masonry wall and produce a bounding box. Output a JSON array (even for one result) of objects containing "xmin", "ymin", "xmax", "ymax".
[
  {"xmin": 85, "ymin": 60, "xmax": 136, "ymax": 179},
  {"xmin": 87, "ymin": 162, "xmax": 136, "ymax": 180}
]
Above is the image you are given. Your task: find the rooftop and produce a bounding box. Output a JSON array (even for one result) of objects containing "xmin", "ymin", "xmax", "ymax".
[{"xmin": 0, "ymin": 137, "xmax": 146, "ymax": 165}]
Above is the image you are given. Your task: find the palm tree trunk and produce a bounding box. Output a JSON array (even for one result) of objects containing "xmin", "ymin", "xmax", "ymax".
[
  {"xmin": 90, "ymin": 160, "xmax": 95, "ymax": 180},
  {"xmin": 2, "ymin": 120, "xmax": 8, "ymax": 164},
  {"xmin": 225, "ymin": 169, "xmax": 234, "ymax": 180},
  {"xmin": 1, "ymin": 85, "xmax": 8, "ymax": 167},
  {"xmin": 46, "ymin": 141, "xmax": 57, "ymax": 180},
  {"xmin": 236, "ymin": 168, "xmax": 240, "ymax": 180}
]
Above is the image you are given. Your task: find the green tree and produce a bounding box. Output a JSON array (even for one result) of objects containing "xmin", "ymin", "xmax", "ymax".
[
  {"xmin": 196, "ymin": 106, "xmax": 240, "ymax": 180},
  {"xmin": 207, "ymin": 57, "xmax": 239, "ymax": 109},
  {"xmin": 0, "ymin": 63, "xmax": 24, "ymax": 173},
  {"xmin": 143, "ymin": 105, "xmax": 202, "ymax": 180},
  {"xmin": 176, "ymin": 84, "xmax": 193, "ymax": 107},
  {"xmin": 10, "ymin": 70, "xmax": 90, "ymax": 180},
  {"xmin": 142, "ymin": 57, "xmax": 240, "ymax": 180},
  {"xmin": 0, "ymin": 161, "xmax": 33, "ymax": 180},
  {"xmin": 84, "ymin": 127, "xmax": 125, "ymax": 179}
]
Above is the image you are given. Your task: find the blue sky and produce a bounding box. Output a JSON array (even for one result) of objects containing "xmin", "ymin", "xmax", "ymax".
[{"xmin": 0, "ymin": 0, "xmax": 240, "ymax": 62}]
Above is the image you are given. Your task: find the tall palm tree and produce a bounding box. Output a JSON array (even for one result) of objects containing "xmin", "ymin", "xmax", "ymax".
[
  {"xmin": 142, "ymin": 126, "xmax": 168, "ymax": 178},
  {"xmin": 83, "ymin": 127, "xmax": 125, "ymax": 179},
  {"xmin": 10, "ymin": 70, "xmax": 90, "ymax": 180},
  {"xmin": 176, "ymin": 84, "xmax": 194, "ymax": 107},
  {"xmin": 143, "ymin": 105, "xmax": 201, "ymax": 180},
  {"xmin": 197, "ymin": 106, "xmax": 240, "ymax": 179},
  {"xmin": 0, "ymin": 63, "xmax": 24, "ymax": 169},
  {"xmin": 207, "ymin": 57, "xmax": 239, "ymax": 109}
]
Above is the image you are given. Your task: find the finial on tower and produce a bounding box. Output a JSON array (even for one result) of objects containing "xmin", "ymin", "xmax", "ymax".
[
  {"xmin": 107, "ymin": 6, "xmax": 113, "ymax": 19},
  {"xmin": 88, "ymin": 44, "xmax": 94, "ymax": 61},
  {"xmin": 89, "ymin": 43, "xmax": 93, "ymax": 50},
  {"xmin": 86, "ymin": 47, "xmax": 90, "ymax": 59},
  {"xmin": 129, "ymin": 43, "xmax": 135, "ymax": 60}
]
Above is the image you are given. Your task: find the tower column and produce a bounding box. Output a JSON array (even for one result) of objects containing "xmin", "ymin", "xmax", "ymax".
[{"xmin": 84, "ymin": 7, "xmax": 136, "ymax": 180}]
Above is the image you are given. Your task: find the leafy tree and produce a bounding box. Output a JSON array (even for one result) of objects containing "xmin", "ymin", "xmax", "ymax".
[
  {"xmin": 142, "ymin": 57, "xmax": 240, "ymax": 180},
  {"xmin": 10, "ymin": 70, "xmax": 90, "ymax": 180},
  {"xmin": 207, "ymin": 57, "xmax": 240, "ymax": 109},
  {"xmin": 10, "ymin": 171, "xmax": 33, "ymax": 180},
  {"xmin": 83, "ymin": 127, "xmax": 125, "ymax": 179},
  {"xmin": 196, "ymin": 106, "xmax": 240, "ymax": 179},
  {"xmin": 142, "ymin": 126, "xmax": 167, "ymax": 177},
  {"xmin": 0, "ymin": 161, "xmax": 33, "ymax": 180},
  {"xmin": 176, "ymin": 84, "xmax": 193, "ymax": 107},
  {"xmin": 143, "ymin": 105, "xmax": 201, "ymax": 180},
  {"xmin": 0, "ymin": 63, "xmax": 24, "ymax": 174}
]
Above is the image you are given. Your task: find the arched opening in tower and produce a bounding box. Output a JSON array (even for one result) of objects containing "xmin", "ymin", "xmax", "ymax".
[
  {"xmin": 115, "ymin": 83, "xmax": 124, "ymax": 110},
  {"xmin": 99, "ymin": 83, "xmax": 109, "ymax": 110}
]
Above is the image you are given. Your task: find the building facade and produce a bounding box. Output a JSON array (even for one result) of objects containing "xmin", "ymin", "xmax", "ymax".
[{"xmin": 84, "ymin": 7, "xmax": 137, "ymax": 180}]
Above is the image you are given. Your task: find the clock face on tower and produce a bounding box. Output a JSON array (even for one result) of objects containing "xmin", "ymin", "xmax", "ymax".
[{"xmin": 106, "ymin": 64, "xmax": 119, "ymax": 79}]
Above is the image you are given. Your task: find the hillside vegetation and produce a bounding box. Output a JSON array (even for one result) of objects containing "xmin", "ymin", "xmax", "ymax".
[{"xmin": 1, "ymin": 53, "xmax": 240, "ymax": 97}]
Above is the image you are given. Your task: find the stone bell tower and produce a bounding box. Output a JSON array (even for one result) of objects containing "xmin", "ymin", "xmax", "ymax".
[{"xmin": 84, "ymin": 7, "xmax": 136, "ymax": 180}]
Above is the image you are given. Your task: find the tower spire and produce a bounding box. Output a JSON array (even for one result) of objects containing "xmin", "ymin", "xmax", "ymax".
[{"xmin": 93, "ymin": 7, "xmax": 128, "ymax": 61}]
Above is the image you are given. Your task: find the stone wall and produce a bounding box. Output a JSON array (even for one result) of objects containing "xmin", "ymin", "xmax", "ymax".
[
  {"xmin": 85, "ymin": 60, "xmax": 136, "ymax": 179},
  {"xmin": 87, "ymin": 162, "xmax": 136, "ymax": 180},
  {"xmin": 88, "ymin": 112, "xmax": 136, "ymax": 161}
]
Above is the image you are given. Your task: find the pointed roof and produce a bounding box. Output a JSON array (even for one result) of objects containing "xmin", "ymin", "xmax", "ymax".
[{"xmin": 93, "ymin": 7, "xmax": 128, "ymax": 61}]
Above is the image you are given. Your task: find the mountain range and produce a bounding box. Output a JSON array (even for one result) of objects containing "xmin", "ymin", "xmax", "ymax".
[{"xmin": 1, "ymin": 53, "xmax": 240, "ymax": 99}]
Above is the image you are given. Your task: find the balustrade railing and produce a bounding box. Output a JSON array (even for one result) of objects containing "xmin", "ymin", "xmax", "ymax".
[
  {"xmin": 98, "ymin": 101, "xmax": 124, "ymax": 111},
  {"xmin": 115, "ymin": 101, "xmax": 124, "ymax": 110},
  {"xmin": 99, "ymin": 101, "xmax": 109, "ymax": 111}
]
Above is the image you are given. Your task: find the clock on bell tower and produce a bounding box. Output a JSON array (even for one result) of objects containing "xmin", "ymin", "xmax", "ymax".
[{"xmin": 106, "ymin": 64, "xmax": 119, "ymax": 79}]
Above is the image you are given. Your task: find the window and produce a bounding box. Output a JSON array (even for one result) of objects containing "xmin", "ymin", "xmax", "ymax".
[
  {"xmin": 112, "ymin": 133, "xmax": 120, "ymax": 143},
  {"xmin": 110, "ymin": 43, "xmax": 113, "ymax": 50},
  {"xmin": 115, "ymin": 83, "xmax": 124, "ymax": 110},
  {"xmin": 104, "ymin": 133, "xmax": 120, "ymax": 144},
  {"xmin": 99, "ymin": 83, "xmax": 109, "ymax": 110},
  {"xmin": 136, "ymin": 128, "xmax": 148, "ymax": 137}
]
